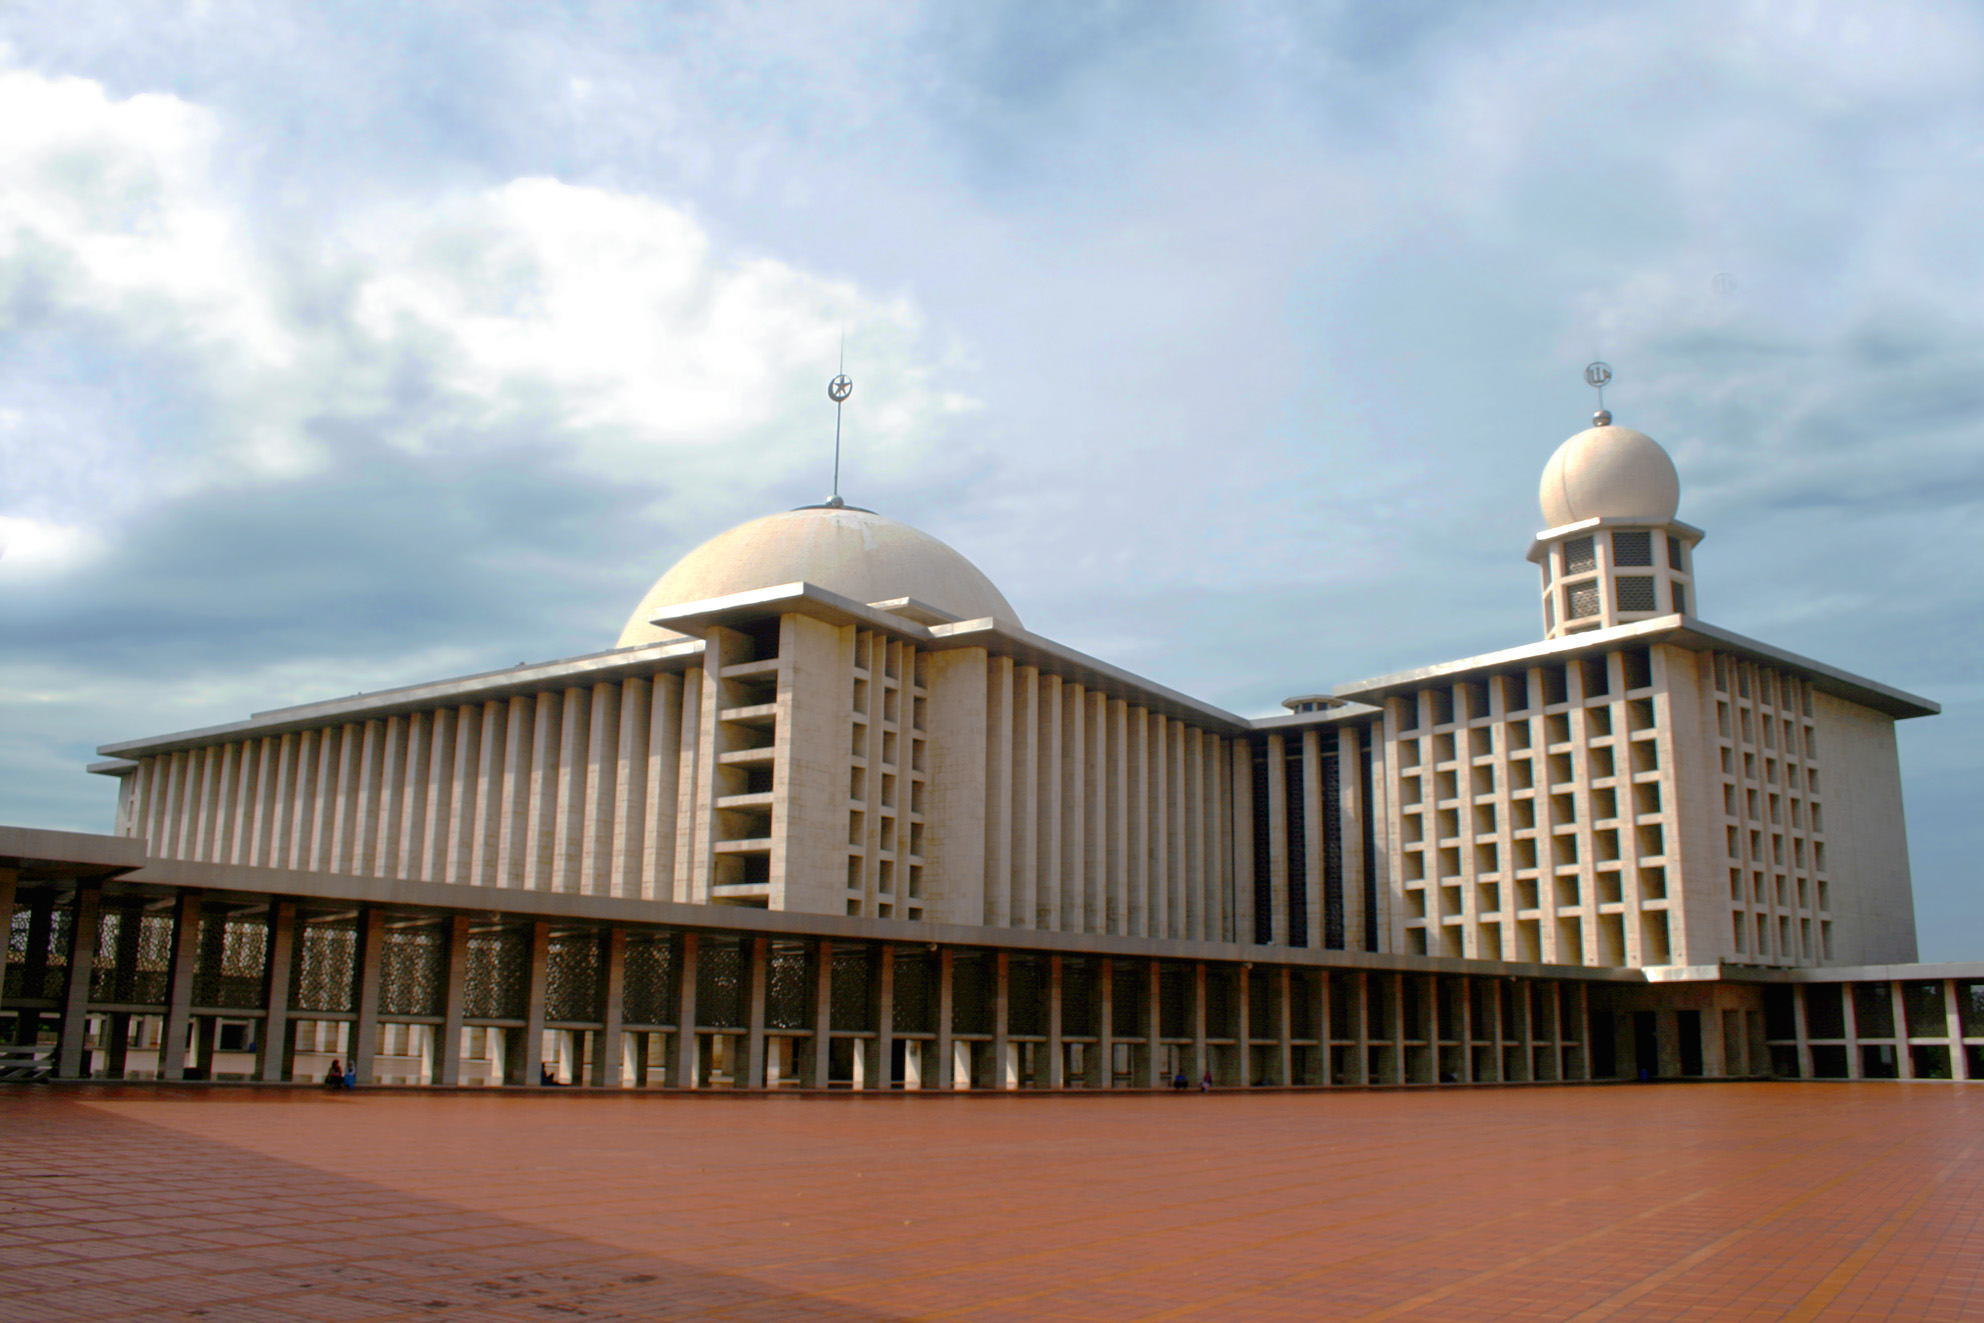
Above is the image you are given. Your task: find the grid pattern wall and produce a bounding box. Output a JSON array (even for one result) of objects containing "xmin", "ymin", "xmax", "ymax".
[
  {"xmin": 984, "ymin": 656, "xmax": 1234, "ymax": 940},
  {"xmin": 1711, "ymin": 654, "xmax": 1829, "ymax": 967},
  {"xmin": 843, "ymin": 630, "xmax": 929, "ymax": 922},
  {"xmin": 1245, "ymin": 730, "xmax": 1357, "ymax": 951},
  {"xmin": 119, "ymin": 669, "xmax": 695, "ymax": 901},
  {"xmin": 1387, "ymin": 646, "xmax": 1679, "ymax": 968},
  {"xmin": 1539, "ymin": 527, "xmax": 1695, "ymax": 641}
]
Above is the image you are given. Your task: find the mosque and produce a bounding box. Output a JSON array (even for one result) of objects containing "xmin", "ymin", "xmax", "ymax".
[{"xmin": 2, "ymin": 380, "xmax": 1977, "ymax": 1091}]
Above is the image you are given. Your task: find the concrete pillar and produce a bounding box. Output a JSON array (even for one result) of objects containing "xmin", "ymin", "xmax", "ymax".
[
  {"xmin": 105, "ymin": 1012, "xmax": 131, "ymax": 1080},
  {"xmin": 1274, "ymin": 967, "xmax": 1293, "ymax": 1087},
  {"xmin": 1946, "ymin": 980, "xmax": 1971, "ymax": 1082},
  {"xmin": 1791, "ymin": 983, "xmax": 1814, "ymax": 1079},
  {"xmin": 56, "ymin": 885, "xmax": 101, "ymax": 1078},
  {"xmin": 1892, "ymin": 982, "xmax": 1915, "ymax": 1080},
  {"xmin": 436, "ymin": 915, "xmax": 470, "ymax": 1087},
  {"xmin": 1654, "ymin": 1008, "xmax": 1681, "ymax": 1080},
  {"xmin": 1351, "ymin": 972, "xmax": 1371, "ymax": 1086},
  {"xmin": 1573, "ymin": 983, "xmax": 1592, "ymax": 1081},
  {"xmin": 673, "ymin": 932, "xmax": 700, "ymax": 1088},
  {"xmin": 1091, "ymin": 959, "xmax": 1113, "ymax": 1088},
  {"xmin": 1701, "ymin": 994, "xmax": 1728, "ymax": 1078},
  {"xmin": 868, "ymin": 945, "xmax": 893, "ymax": 1091},
  {"xmin": 258, "ymin": 901, "xmax": 297, "ymax": 1083},
  {"xmin": 350, "ymin": 909, "xmax": 387, "ymax": 1085},
  {"xmin": 159, "ymin": 891, "xmax": 204, "ymax": 1081},
  {"xmin": 1315, "ymin": 970, "xmax": 1334, "ymax": 1086},
  {"xmin": 1047, "ymin": 956, "xmax": 1065, "ymax": 1089},
  {"xmin": 808, "ymin": 939, "xmax": 832, "ymax": 1088},
  {"xmin": 992, "ymin": 950, "xmax": 1012, "ymax": 1090},
  {"xmin": 1140, "ymin": 959, "xmax": 1161, "ymax": 1089},
  {"xmin": 192, "ymin": 1014, "xmax": 218, "ymax": 1080},
  {"xmin": 1843, "ymin": 982, "xmax": 1863, "ymax": 1079},
  {"xmin": 934, "ymin": 946, "xmax": 955, "ymax": 1090},
  {"xmin": 596, "ymin": 927, "xmax": 629, "ymax": 1088},
  {"xmin": 1190, "ymin": 962, "xmax": 1208, "ymax": 1087},
  {"xmin": 1234, "ymin": 966, "xmax": 1251, "ymax": 1087},
  {"xmin": 516, "ymin": 920, "xmax": 550, "ymax": 1086}
]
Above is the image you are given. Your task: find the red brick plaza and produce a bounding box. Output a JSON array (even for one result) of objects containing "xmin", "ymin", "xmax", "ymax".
[{"xmin": 1, "ymin": 1083, "xmax": 1979, "ymax": 1322}]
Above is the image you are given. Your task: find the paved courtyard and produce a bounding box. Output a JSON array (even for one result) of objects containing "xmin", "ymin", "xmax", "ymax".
[{"xmin": 0, "ymin": 1083, "xmax": 1979, "ymax": 1321}]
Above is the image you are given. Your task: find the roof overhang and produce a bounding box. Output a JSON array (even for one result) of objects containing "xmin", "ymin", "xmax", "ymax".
[
  {"xmin": 0, "ymin": 825, "xmax": 147, "ymax": 883},
  {"xmin": 1331, "ymin": 615, "xmax": 1939, "ymax": 720}
]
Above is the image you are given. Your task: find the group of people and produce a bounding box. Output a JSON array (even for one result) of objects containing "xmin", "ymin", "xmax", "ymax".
[
  {"xmin": 1171, "ymin": 1070, "xmax": 1213, "ymax": 1091},
  {"xmin": 321, "ymin": 1059, "xmax": 356, "ymax": 1090}
]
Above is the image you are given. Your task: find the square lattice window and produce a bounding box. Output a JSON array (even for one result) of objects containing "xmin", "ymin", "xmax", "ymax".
[
  {"xmin": 1615, "ymin": 575, "xmax": 1657, "ymax": 612},
  {"xmin": 1566, "ymin": 581, "xmax": 1600, "ymax": 619},
  {"xmin": 1564, "ymin": 536, "xmax": 1597, "ymax": 574},
  {"xmin": 1611, "ymin": 530, "xmax": 1652, "ymax": 566}
]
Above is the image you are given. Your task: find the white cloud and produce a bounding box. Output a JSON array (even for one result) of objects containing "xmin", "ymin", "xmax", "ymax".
[{"xmin": 0, "ymin": 65, "xmax": 969, "ymax": 571}]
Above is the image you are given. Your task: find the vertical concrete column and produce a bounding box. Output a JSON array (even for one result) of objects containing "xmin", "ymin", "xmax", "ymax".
[
  {"xmin": 992, "ymin": 950, "xmax": 1013, "ymax": 1090},
  {"xmin": 869, "ymin": 945, "xmax": 894, "ymax": 1091},
  {"xmin": 1315, "ymin": 970, "xmax": 1334, "ymax": 1086},
  {"xmin": 596, "ymin": 927, "xmax": 629, "ymax": 1088},
  {"xmin": 258, "ymin": 900, "xmax": 297, "ymax": 1083},
  {"xmin": 1234, "ymin": 966, "xmax": 1251, "ymax": 1087},
  {"xmin": 159, "ymin": 890, "xmax": 204, "ymax": 1081},
  {"xmin": 1573, "ymin": 984, "xmax": 1592, "ymax": 1080},
  {"xmin": 1945, "ymin": 980, "xmax": 1970, "ymax": 1082},
  {"xmin": 1458, "ymin": 977, "xmax": 1476, "ymax": 1083},
  {"xmin": 1190, "ymin": 962, "xmax": 1209, "ymax": 1086},
  {"xmin": 1351, "ymin": 972, "xmax": 1370, "ymax": 1086},
  {"xmin": 1842, "ymin": 982, "xmax": 1863, "ymax": 1079},
  {"xmin": 437, "ymin": 915, "xmax": 470, "ymax": 1086},
  {"xmin": 1487, "ymin": 979, "xmax": 1505, "ymax": 1083},
  {"xmin": 1275, "ymin": 967, "xmax": 1293, "ymax": 1087},
  {"xmin": 56, "ymin": 885, "xmax": 102, "ymax": 1078},
  {"xmin": 514, "ymin": 920, "xmax": 550, "ymax": 1086},
  {"xmin": 1891, "ymin": 982, "xmax": 1915, "ymax": 1081},
  {"xmin": 0, "ymin": 869, "xmax": 15, "ymax": 972},
  {"xmin": 192, "ymin": 1015, "xmax": 219, "ymax": 1080},
  {"xmin": 673, "ymin": 932, "xmax": 700, "ymax": 1089},
  {"xmin": 105, "ymin": 1013, "xmax": 131, "ymax": 1080},
  {"xmin": 934, "ymin": 946, "xmax": 955, "ymax": 1090},
  {"xmin": 351, "ymin": 909, "xmax": 387, "ymax": 1085},
  {"xmin": 1792, "ymin": 984, "xmax": 1814, "ymax": 1079},
  {"xmin": 807, "ymin": 939, "xmax": 832, "ymax": 1088},
  {"xmin": 1521, "ymin": 984, "xmax": 1543, "ymax": 1083},
  {"xmin": 1701, "ymin": 993, "xmax": 1728, "ymax": 1078},
  {"xmin": 1140, "ymin": 959, "xmax": 1161, "ymax": 1088},
  {"xmin": 1092, "ymin": 959, "xmax": 1113, "ymax": 1088},
  {"xmin": 1046, "ymin": 956, "xmax": 1065, "ymax": 1089},
  {"xmin": 1390, "ymin": 973, "xmax": 1406, "ymax": 1085}
]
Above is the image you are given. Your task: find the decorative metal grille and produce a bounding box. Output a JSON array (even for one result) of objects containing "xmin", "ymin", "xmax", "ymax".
[
  {"xmin": 1852, "ymin": 982, "xmax": 1894, "ymax": 1038},
  {"xmin": 1204, "ymin": 967, "xmax": 1232, "ymax": 1038},
  {"xmin": 1567, "ymin": 581, "xmax": 1601, "ymax": 619},
  {"xmin": 377, "ymin": 921, "xmax": 447, "ymax": 1017},
  {"xmin": 1290, "ymin": 970, "xmax": 1316, "ymax": 1040},
  {"xmin": 891, "ymin": 953, "xmax": 935, "ymax": 1034},
  {"xmin": 766, "ymin": 941, "xmax": 811, "ymax": 1030},
  {"xmin": 1611, "ymin": 530, "xmax": 1653, "ymax": 566},
  {"xmin": 545, "ymin": 930, "xmax": 603, "ymax": 1023},
  {"xmin": 463, "ymin": 925, "xmax": 529, "ymax": 1020},
  {"xmin": 90, "ymin": 902, "xmax": 174, "ymax": 1005},
  {"xmin": 1159, "ymin": 965, "xmax": 1190, "ymax": 1039},
  {"xmin": 1615, "ymin": 575, "xmax": 1657, "ymax": 612},
  {"xmin": 1007, "ymin": 959, "xmax": 1045, "ymax": 1036},
  {"xmin": 1283, "ymin": 745, "xmax": 1308, "ymax": 947},
  {"xmin": 4, "ymin": 905, "xmax": 30, "ymax": 999},
  {"xmin": 620, "ymin": 933, "xmax": 677, "ymax": 1027},
  {"xmin": 1322, "ymin": 753, "xmax": 1345, "ymax": 949},
  {"xmin": 952, "ymin": 955, "xmax": 992, "ymax": 1035},
  {"xmin": 1564, "ymin": 536, "xmax": 1597, "ymax": 574},
  {"xmin": 291, "ymin": 915, "xmax": 358, "ymax": 1013},
  {"xmin": 829, "ymin": 945, "xmax": 872, "ymax": 1032},
  {"xmin": 1250, "ymin": 743, "xmax": 1272, "ymax": 944},
  {"xmin": 1903, "ymin": 982, "xmax": 1947, "ymax": 1039},
  {"xmin": 697, "ymin": 938, "xmax": 746, "ymax": 1029},
  {"xmin": 1060, "ymin": 960, "xmax": 1093, "ymax": 1038},
  {"xmin": 1247, "ymin": 969, "xmax": 1272, "ymax": 1034},
  {"xmin": 193, "ymin": 912, "xmax": 269, "ymax": 1010},
  {"xmin": 1112, "ymin": 962, "xmax": 1141, "ymax": 1038},
  {"xmin": 1960, "ymin": 981, "xmax": 1984, "ymax": 1039},
  {"xmin": 1666, "ymin": 534, "xmax": 1684, "ymax": 570}
]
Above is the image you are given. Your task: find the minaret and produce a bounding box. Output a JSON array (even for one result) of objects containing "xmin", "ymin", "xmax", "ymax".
[{"xmin": 1527, "ymin": 365, "xmax": 1703, "ymax": 639}]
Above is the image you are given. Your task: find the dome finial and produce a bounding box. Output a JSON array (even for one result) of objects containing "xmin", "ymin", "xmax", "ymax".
[
  {"xmin": 1584, "ymin": 361, "xmax": 1613, "ymax": 427},
  {"xmin": 827, "ymin": 331, "xmax": 854, "ymax": 505}
]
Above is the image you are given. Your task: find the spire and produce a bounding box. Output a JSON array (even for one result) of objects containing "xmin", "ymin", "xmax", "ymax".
[
  {"xmin": 1585, "ymin": 360, "xmax": 1613, "ymax": 427},
  {"xmin": 826, "ymin": 334, "xmax": 853, "ymax": 508}
]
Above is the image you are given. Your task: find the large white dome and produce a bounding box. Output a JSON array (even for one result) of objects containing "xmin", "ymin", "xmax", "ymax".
[
  {"xmin": 1538, "ymin": 423, "xmax": 1681, "ymax": 528},
  {"xmin": 618, "ymin": 505, "xmax": 1020, "ymax": 647}
]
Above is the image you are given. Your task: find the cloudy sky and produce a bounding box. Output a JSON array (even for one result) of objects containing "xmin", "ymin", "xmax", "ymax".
[{"xmin": 3, "ymin": 1, "xmax": 1981, "ymax": 956}]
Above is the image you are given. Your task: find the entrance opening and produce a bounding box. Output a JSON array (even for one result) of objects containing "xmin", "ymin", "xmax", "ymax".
[
  {"xmin": 1677, "ymin": 1010, "xmax": 1703, "ymax": 1077},
  {"xmin": 1632, "ymin": 1011, "xmax": 1657, "ymax": 1078}
]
